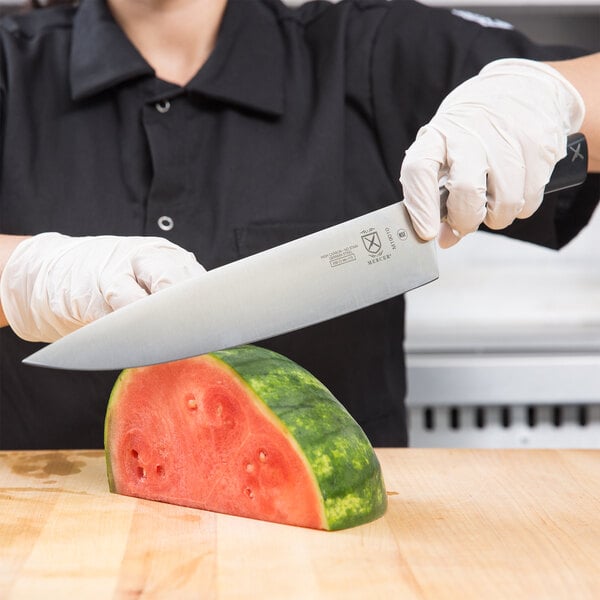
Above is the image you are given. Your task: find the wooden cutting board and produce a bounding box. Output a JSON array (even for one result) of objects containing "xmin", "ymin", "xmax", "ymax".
[{"xmin": 1, "ymin": 448, "xmax": 600, "ymax": 599}]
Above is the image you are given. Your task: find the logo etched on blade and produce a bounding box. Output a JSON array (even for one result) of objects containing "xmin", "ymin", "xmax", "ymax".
[{"xmin": 361, "ymin": 230, "xmax": 382, "ymax": 256}]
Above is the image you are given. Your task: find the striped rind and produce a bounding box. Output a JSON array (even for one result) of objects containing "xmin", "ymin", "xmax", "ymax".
[{"xmin": 211, "ymin": 345, "xmax": 387, "ymax": 530}]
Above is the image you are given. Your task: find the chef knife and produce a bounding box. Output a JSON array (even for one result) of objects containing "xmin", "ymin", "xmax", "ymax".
[{"xmin": 24, "ymin": 133, "xmax": 588, "ymax": 370}]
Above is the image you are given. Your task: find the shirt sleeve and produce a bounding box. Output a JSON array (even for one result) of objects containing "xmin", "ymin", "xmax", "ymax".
[{"xmin": 369, "ymin": 0, "xmax": 599, "ymax": 250}]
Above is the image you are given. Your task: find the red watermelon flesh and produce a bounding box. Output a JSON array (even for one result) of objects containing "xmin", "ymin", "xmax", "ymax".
[{"xmin": 106, "ymin": 355, "xmax": 325, "ymax": 528}]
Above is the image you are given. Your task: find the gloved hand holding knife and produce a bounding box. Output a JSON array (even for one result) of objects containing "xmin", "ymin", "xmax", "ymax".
[
  {"xmin": 400, "ymin": 56, "xmax": 597, "ymax": 247},
  {"xmin": 0, "ymin": 234, "xmax": 205, "ymax": 342}
]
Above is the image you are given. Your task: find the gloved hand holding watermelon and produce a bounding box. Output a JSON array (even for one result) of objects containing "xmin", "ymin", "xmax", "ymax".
[
  {"xmin": 0, "ymin": 232, "xmax": 205, "ymax": 342},
  {"xmin": 105, "ymin": 345, "xmax": 388, "ymax": 531}
]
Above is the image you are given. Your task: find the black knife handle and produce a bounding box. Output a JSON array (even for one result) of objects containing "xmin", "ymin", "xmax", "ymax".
[
  {"xmin": 545, "ymin": 132, "xmax": 588, "ymax": 194},
  {"xmin": 439, "ymin": 132, "xmax": 588, "ymax": 220}
]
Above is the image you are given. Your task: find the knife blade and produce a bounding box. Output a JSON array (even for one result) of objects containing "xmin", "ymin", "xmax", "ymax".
[
  {"xmin": 23, "ymin": 132, "xmax": 589, "ymax": 371},
  {"xmin": 24, "ymin": 201, "xmax": 437, "ymax": 370}
]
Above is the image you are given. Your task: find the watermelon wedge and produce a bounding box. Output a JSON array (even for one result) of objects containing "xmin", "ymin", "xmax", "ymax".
[{"xmin": 104, "ymin": 345, "xmax": 387, "ymax": 530}]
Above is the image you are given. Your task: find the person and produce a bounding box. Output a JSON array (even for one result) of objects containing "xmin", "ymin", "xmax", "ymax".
[{"xmin": 0, "ymin": 0, "xmax": 598, "ymax": 450}]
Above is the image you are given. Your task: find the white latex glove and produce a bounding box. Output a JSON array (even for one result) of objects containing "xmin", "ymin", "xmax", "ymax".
[
  {"xmin": 400, "ymin": 58, "xmax": 585, "ymax": 248},
  {"xmin": 0, "ymin": 233, "xmax": 206, "ymax": 342}
]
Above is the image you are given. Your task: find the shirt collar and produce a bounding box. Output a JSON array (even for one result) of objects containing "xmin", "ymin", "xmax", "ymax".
[{"xmin": 70, "ymin": 0, "xmax": 285, "ymax": 116}]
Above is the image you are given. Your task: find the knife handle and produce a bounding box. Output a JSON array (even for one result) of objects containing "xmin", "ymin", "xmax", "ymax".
[
  {"xmin": 439, "ymin": 132, "xmax": 588, "ymax": 219},
  {"xmin": 544, "ymin": 132, "xmax": 588, "ymax": 194}
]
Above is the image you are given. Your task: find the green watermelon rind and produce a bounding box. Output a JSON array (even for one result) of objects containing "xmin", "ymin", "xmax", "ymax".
[
  {"xmin": 210, "ymin": 345, "xmax": 387, "ymax": 531},
  {"xmin": 105, "ymin": 371, "xmax": 126, "ymax": 494}
]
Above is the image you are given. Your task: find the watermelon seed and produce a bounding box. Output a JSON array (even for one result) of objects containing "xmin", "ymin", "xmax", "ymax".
[
  {"xmin": 156, "ymin": 465, "xmax": 165, "ymax": 477},
  {"xmin": 246, "ymin": 463, "xmax": 255, "ymax": 473},
  {"xmin": 244, "ymin": 487, "xmax": 254, "ymax": 499},
  {"xmin": 258, "ymin": 450, "xmax": 267, "ymax": 463},
  {"xmin": 137, "ymin": 467, "xmax": 146, "ymax": 480},
  {"xmin": 186, "ymin": 394, "xmax": 198, "ymax": 411},
  {"xmin": 131, "ymin": 449, "xmax": 138, "ymax": 459}
]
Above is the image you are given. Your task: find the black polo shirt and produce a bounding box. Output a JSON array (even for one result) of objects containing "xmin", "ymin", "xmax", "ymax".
[{"xmin": 0, "ymin": 0, "xmax": 597, "ymax": 449}]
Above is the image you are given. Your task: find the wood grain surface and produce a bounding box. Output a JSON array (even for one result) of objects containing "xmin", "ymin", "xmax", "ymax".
[{"xmin": 1, "ymin": 449, "xmax": 599, "ymax": 599}]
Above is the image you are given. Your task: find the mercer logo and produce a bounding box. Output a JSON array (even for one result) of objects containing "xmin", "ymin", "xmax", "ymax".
[{"xmin": 361, "ymin": 230, "xmax": 382, "ymax": 256}]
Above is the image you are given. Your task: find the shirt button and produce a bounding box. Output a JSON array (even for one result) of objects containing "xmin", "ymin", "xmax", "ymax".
[
  {"xmin": 157, "ymin": 215, "xmax": 174, "ymax": 231},
  {"xmin": 155, "ymin": 100, "xmax": 171, "ymax": 114}
]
